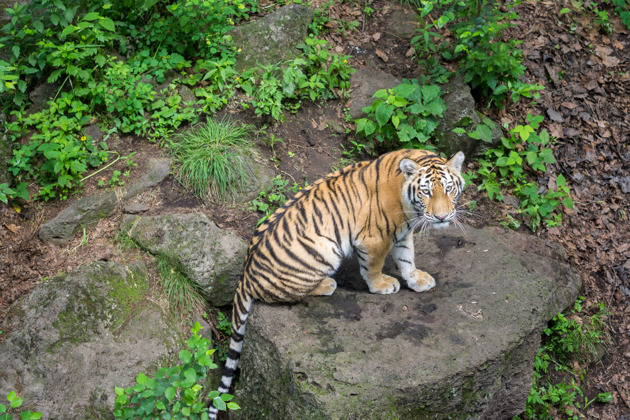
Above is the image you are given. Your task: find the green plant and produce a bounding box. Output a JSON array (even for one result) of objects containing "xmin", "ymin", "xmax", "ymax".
[
  {"xmin": 355, "ymin": 79, "xmax": 445, "ymax": 153},
  {"xmin": 499, "ymin": 214, "xmax": 520, "ymax": 231},
  {"xmin": 211, "ymin": 310, "xmax": 233, "ymax": 362},
  {"xmin": 113, "ymin": 322, "xmax": 240, "ymax": 419},
  {"xmin": 413, "ymin": 0, "xmax": 543, "ymax": 106},
  {"xmin": 520, "ymin": 298, "xmax": 612, "ymax": 419},
  {"xmin": 250, "ymin": 176, "xmax": 307, "ymax": 226},
  {"xmin": 474, "ymin": 114, "xmax": 573, "ymax": 231},
  {"xmin": 610, "ymin": 0, "xmax": 630, "ymax": 28},
  {"xmin": 156, "ymin": 255, "xmax": 206, "ymax": 312},
  {"xmin": 0, "ymin": 391, "xmax": 42, "ymax": 420},
  {"xmin": 167, "ymin": 118, "xmax": 256, "ymax": 202},
  {"xmin": 6, "ymin": 96, "xmax": 110, "ymax": 200}
]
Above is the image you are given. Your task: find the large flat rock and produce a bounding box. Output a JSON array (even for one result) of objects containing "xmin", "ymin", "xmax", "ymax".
[{"xmin": 232, "ymin": 227, "xmax": 581, "ymax": 419}]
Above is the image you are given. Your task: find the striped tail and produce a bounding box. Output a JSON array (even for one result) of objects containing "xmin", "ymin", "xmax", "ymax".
[{"xmin": 208, "ymin": 283, "xmax": 253, "ymax": 420}]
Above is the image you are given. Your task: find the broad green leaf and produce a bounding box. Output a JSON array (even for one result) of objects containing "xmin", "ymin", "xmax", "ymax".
[
  {"xmin": 420, "ymin": 84, "xmax": 441, "ymax": 102},
  {"xmin": 83, "ymin": 12, "xmax": 100, "ymax": 21},
  {"xmin": 374, "ymin": 102, "xmax": 393, "ymax": 127},
  {"xmin": 165, "ymin": 387, "xmax": 176, "ymax": 401},
  {"xmin": 99, "ymin": 17, "xmax": 115, "ymax": 31},
  {"xmin": 179, "ymin": 349, "xmax": 192, "ymax": 364},
  {"xmin": 556, "ymin": 174, "xmax": 566, "ymax": 187},
  {"xmin": 227, "ymin": 402, "xmax": 241, "ymax": 410},
  {"xmin": 474, "ymin": 124, "xmax": 493, "ymax": 142},
  {"xmin": 60, "ymin": 25, "xmax": 77, "ymax": 39}
]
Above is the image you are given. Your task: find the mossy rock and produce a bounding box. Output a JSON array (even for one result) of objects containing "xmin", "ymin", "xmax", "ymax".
[{"xmin": 0, "ymin": 261, "xmax": 186, "ymax": 419}]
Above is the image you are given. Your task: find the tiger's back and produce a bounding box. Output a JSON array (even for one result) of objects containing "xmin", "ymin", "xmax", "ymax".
[{"xmin": 208, "ymin": 148, "xmax": 465, "ymax": 419}]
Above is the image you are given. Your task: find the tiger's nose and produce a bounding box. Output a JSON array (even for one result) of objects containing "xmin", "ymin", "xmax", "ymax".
[{"xmin": 435, "ymin": 214, "xmax": 448, "ymax": 221}]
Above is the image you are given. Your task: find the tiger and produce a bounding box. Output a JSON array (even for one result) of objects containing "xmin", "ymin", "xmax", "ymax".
[{"xmin": 208, "ymin": 148, "xmax": 465, "ymax": 419}]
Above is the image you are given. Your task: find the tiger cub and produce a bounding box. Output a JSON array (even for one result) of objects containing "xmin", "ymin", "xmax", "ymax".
[{"xmin": 208, "ymin": 148, "xmax": 465, "ymax": 419}]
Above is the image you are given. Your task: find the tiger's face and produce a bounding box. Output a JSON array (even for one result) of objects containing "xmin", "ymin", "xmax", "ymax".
[{"xmin": 400, "ymin": 152, "xmax": 465, "ymax": 229}]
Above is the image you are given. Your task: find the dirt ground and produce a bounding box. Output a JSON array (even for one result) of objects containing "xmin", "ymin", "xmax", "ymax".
[{"xmin": 0, "ymin": 0, "xmax": 629, "ymax": 418}]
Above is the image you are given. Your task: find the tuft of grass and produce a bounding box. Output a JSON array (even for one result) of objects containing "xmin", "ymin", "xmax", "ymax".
[
  {"xmin": 156, "ymin": 255, "xmax": 206, "ymax": 313},
  {"xmin": 168, "ymin": 118, "xmax": 256, "ymax": 201}
]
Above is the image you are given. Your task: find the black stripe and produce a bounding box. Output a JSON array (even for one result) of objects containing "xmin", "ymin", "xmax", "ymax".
[
  {"xmin": 397, "ymin": 258, "xmax": 413, "ymax": 265},
  {"xmin": 227, "ymin": 347, "xmax": 241, "ymax": 360}
]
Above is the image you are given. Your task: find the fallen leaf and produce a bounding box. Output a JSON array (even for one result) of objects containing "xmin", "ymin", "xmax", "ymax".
[
  {"xmin": 375, "ymin": 49, "xmax": 389, "ymax": 62},
  {"xmin": 5, "ymin": 224, "xmax": 20, "ymax": 234},
  {"xmin": 561, "ymin": 101, "xmax": 578, "ymax": 109},
  {"xmin": 547, "ymin": 108, "xmax": 564, "ymax": 123},
  {"xmin": 595, "ymin": 45, "xmax": 620, "ymax": 67},
  {"xmin": 405, "ymin": 47, "xmax": 414, "ymax": 57},
  {"xmin": 372, "ymin": 32, "xmax": 382, "ymax": 41},
  {"xmin": 548, "ymin": 123, "xmax": 564, "ymax": 139}
]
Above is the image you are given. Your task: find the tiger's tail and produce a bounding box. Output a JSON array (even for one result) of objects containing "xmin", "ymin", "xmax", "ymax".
[{"xmin": 208, "ymin": 281, "xmax": 253, "ymax": 420}]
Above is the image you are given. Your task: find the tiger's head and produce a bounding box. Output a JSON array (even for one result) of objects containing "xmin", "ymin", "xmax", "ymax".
[{"xmin": 400, "ymin": 151, "xmax": 466, "ymax": 230}]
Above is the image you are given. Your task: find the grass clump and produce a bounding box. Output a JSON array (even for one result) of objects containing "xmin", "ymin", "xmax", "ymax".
[
  {"xmin": 156, "ymin": 255, "xmax": 206, "ymax": 313},
  {"xmin": 167, "ymin": 118, "xmax": 256, "ymax": 201}
]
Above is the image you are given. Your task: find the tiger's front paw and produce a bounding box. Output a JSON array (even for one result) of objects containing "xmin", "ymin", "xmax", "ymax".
[
  {"xmin": 368, "ymin": 274, "xmax": 400, "ymax": 295},
  {"xmin": 406, "ymin": 270, "xmax": 436, "ymax": 292}
]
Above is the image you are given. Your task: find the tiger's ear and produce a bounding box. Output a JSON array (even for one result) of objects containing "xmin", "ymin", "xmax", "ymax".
[
  {"xmin": 400, "ymin": 158, "xmax": 419, "ymax": 179},
  {"xmin": 446, "ymin": 151, "xmax": 465, "ymax": 173}
]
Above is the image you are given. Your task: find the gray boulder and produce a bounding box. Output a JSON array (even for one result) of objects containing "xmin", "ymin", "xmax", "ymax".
[
  {"xmin": 231, "ymin": 4, "xmax": 314, "ymax": 73},
  {"xmin": 348, "ymin": 68, "xmax": 401, "ymax": 120},
  {"xmin": 434, "ymin": 74, "xmax": 503, "ymax": 158},
  {"xmin": 121, "ymin": 212, "xmax": 247, "ymax": 306},
  {"xmin": 39, "ymin": 158, "xmax": 171, "ymax": 244},
  {"xmin": 231, "ymin": 226, "xmax": 581, "ymax": 420},
  {"xmin": 124, "ymin": 157, "xmax": 172, "ymax": 200},
  {"xmin": 386, "ymin": 7, "xmax": 420, "ymax": 40},
  {"xmin": 0, "ymin": 261, "xmax": 185, "ymax": 419},
  {"xmin": 38, "ymin": 191, "xmax": 118, "ymax": 244}
]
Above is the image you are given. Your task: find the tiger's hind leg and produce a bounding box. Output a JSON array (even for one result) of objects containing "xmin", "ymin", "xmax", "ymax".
[
  {"xmin": 308, "ymin": 277, "xmax": 337, "ymax": 296},
  {"xmin": 392, "ymin": 232, "xmax": 435, "ymax": 292}
]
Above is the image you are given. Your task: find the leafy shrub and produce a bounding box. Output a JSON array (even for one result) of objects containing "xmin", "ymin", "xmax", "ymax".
[
  {"xmin": 0, "ymin": 390, "xmax": 42, "ymax": 420},
  {"xmin": 355, "ymin": 79, "xmax": 445, "ymax": 153},
  {"xmin": 413, "ymin": 0, "xmax": 543, "ymax": 106},
  {"xmin": 520, "ymin": 297, "xmax": 612, "ymax": 419},
  {"xmin": 250, "ymin": 175, "xmax": 306, "ymax": 226},
  {"xmin": 6, "ymin": 93, "xmax": 109, "ymax": 200},
  {"xmin": 113, "ymin": 322, "xmax": 239, "ymax": 419},
  {"xmin": 239, "ymin": 37, "xmax": 354, "ymax": 122},
  {"xmin": 469, "ymin": 114, "xmax": 572, "ymax": 231}
]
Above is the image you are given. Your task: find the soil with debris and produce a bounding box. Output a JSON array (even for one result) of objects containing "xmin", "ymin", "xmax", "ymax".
[{"xmin": 1, "ymin": 0, "xmax": 628, "ymax": 418}]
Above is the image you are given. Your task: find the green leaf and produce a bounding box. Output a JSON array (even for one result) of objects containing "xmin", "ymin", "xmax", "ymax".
[
  {"xmin": 60, "ymin": 25, "xmax": 77, "ymax": 39},
  {"xmin": 12, "ymin": 45, "xmax": 19, "ymax": 59},
  {"xmin": 136, "ymin": 372, "xmax": 148, "ymax": 385},
  {"xmin": 165, "ymin": 387, "xmax": 176, "ymax": 402},
  {"xmin": 83, "ymin": 12, "xmax": 100, "ymax": 21},
  {"xmin": 420, "ymin": 84, "xmax": 441, "ymax": 102},
  {"xmin": 99, "ymin": 17, "xmax": 115, "ymax": 31},
  {"xmin": 374, "ymin": 102, "xmax": 393, "ymax": 128},
  {"xmin": 556, "ymin": 174, "xmax": 566, "ymax": 187},
  {"xmin": 213, "ymin": 398, "xmax": 226, "ymax": 411},
  {"xmin": 475, "ymin": 124, "xmax": 493, "ymax": 142},
  {"xmin": 562, "ymin": 196, "xmax": 573, "ymax": 209},
  {"xmin": 179, "ymin": 349, "xmax": 192, "ymax": 364},
  {"xmin": 220, "ymin": 394, "xmax": 234, "ymax": 402},
  {"xmin": 227, "ymin": 402, "xmax": 241, "ymax": 410},
  {"xmin": 597, "ymin": 392, "xmax": 613, "ymax": 403}
]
